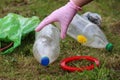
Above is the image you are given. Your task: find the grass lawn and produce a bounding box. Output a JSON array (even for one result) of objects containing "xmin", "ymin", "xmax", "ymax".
[{"xmin": 0, "ymin": 0, "xmax": 120, "ymax": 80}]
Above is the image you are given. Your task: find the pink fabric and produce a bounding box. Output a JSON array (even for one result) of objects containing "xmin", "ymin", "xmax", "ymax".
[{"xmin": 35, "ymin": 1, "xmax": 81, "ymax": 39}]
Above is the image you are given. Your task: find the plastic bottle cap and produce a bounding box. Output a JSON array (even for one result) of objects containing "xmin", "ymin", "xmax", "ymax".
[
  {"xmin": 41, "ymin": 56, "xmax": 50, "ymax": 66},
  {"xmin": 106, "ymin": 43, "xmax": 113, "ymax": 51}
]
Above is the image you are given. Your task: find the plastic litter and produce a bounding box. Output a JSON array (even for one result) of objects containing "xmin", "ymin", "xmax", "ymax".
[
  {"xmin": 60, "ymin": 56, "xmax": 100, "ymax": 72},
  {"xmin": 0, "ymin": 13, "xmax": 40, "ymax": 54},
  {"xmin": 55, "ymin": 13, "xmax": 113, "ymax": 51},
  {"xmin": 33, "ymin": 24, "xmax": 60, "ymax": 66}
]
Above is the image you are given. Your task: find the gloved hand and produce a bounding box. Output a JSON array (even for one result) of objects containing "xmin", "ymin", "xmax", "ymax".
[{"xmin": 35, "ymin": 0, "xmax": 81, "ymax": 39}]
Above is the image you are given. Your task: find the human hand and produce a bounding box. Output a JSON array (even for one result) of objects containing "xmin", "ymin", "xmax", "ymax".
[{"xmin": 35, "ymin": 0, "xmax": 81, "ymax": 39}]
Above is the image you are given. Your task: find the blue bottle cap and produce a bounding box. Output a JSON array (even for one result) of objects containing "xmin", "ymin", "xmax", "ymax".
[{"xmin": 41, "ymin": 56, "xmax": 49, "ymax": 66}]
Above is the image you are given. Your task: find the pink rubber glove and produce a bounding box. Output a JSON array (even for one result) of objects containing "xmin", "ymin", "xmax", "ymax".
[{"xmin": 35, "ymin": 0, "xmax": 81, "ymax": 39}]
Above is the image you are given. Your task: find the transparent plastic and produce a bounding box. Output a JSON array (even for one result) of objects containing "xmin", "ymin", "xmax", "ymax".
[
  {"xmin": 55, "ymin": 14, "xmax": 113, "ymax": 50},
  {"xmin": 33, "ymin": 24, "xmax": 60, "ymax": 66}
]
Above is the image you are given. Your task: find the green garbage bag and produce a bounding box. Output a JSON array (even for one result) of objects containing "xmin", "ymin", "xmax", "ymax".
[{"xmin": 0, "ymin": 13, "xmax": 40, "ymax": 54}]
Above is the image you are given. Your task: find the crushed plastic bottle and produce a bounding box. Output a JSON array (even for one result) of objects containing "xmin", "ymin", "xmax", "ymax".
[
  {"xmin": 55, "ymin": 13, "xmax": 113, "ymax": 51},
  {"xmin": 81, "ymin": 12, "xmax": 102, "ymax": 27},
  {"xmin": 33, "ymin": 24, "xmax": 60, "ymax": 66}
]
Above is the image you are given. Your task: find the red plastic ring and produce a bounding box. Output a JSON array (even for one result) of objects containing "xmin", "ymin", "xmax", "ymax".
[{"xmin": 60, "ymin": 56, "xmax": 100, "ymax": 72}]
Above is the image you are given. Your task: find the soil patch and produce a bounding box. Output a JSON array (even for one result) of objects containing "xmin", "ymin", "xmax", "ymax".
[{"xmin": 111, "ymin": 21, "xmax": 120, "ymax": 35}]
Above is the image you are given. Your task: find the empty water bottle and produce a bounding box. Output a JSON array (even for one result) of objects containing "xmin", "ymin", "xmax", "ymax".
[
  {"xmin": 55, "ymin": 13, "xmax": 113, "ymax": 51},
  {"xmin": 33, "ymin": 24, "xmax": 60, "ymax": 66}
]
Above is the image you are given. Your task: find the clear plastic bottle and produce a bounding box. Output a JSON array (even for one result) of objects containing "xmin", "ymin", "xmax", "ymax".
[
  {"xmin": 55, "ymin": 14, "xmax": 113, "ymax": 51},
  {"xmin": 33, "ymin": 24, "xmax": 60, "ymax": 66}
]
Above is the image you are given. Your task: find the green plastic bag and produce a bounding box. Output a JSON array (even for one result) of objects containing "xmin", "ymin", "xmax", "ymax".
[{"xmin": 0, "ymin": 13, "xmax": 40, "ymax": 54}]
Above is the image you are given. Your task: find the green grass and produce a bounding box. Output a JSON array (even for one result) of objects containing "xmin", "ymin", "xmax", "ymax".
[{"xmin": 0, "ymin": 0, "xmax": 120, "ymax": 80}]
